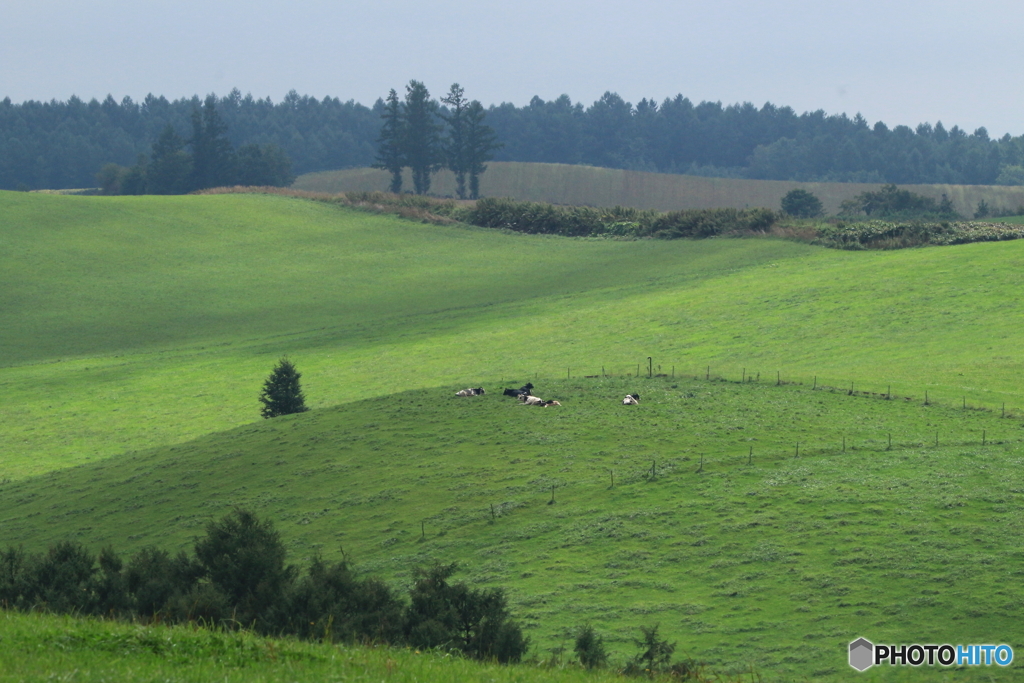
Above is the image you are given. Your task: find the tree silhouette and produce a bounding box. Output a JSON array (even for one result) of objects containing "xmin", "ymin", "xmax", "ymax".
[
  {"xmin": 259, "ymin": 358, "xmax": 308, "ymax": 418},
  {"xmin": 374, "ymin": 89, "xmax": 406, "ymax": 194}
]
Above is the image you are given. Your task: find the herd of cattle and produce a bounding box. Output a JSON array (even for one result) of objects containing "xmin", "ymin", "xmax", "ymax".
[{"xmin": 455, "ymin": 383, "xmax": 641, "ymax": 406}]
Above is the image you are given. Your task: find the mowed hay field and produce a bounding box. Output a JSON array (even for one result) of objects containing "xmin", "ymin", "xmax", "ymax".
[
  {"xmin": 4, "ymin": 189, "xmax": 1024, "ymax": 680},
  {"xmin": 294, "ymin": 161, "xmax": 1024, "ymax": 217}
]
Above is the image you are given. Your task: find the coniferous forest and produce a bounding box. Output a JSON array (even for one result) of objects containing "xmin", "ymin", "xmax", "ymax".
[{"xmin": 2, "ymin": 87, "xmax": 1024, "ymax": 191}]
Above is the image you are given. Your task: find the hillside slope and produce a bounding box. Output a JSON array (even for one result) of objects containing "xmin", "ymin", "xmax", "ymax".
[
  {"xmin": 2, "ymin": 377, "xmax": 1022, "ymax": 681},
  {"xmin": 3, "ymin": 190, "xmax": 1024, "ymax": 479},
  {"xmin": 293, "ymin": 162, "xmax": 1024, "ymax": 216}
]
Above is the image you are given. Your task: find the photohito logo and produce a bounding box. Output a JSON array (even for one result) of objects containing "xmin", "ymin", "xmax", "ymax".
[{"xmin": 849, "ymin": 638, "xmax": 1013, "ymax": 671}]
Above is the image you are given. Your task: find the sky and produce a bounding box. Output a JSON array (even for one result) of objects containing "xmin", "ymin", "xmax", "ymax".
[{"xmin": 3, "ymin": 0, "xmax": 1023, "ymax": 137}]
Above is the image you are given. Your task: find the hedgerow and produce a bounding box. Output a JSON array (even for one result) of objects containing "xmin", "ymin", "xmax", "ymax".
[
  {"xmin": 813, "ymin": 220, "xmax": 1024, "ymax": 250},
  {"xmin": 0, "ymin": 509, "xmax": 528, "ymax": 664},
  {"xmin": 203, "ymin": 187, "xmax": 1024, "ymax": 250}
]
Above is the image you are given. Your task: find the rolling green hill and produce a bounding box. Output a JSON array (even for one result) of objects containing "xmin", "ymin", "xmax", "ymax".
[
  {"xmin": 4, "ymin": 190, "xmax": 1024, "ymax": 480},
  {"xmin": 3, "ymin": 376, "xmax": 1022, "ymax": 681},
  {"xmin": 293, "ymin": 162, "xmax": 1024, "ymax": 217},
  {"xmin": 4, "ymin": 189, "xmax": 1024, "ymax": 680}
]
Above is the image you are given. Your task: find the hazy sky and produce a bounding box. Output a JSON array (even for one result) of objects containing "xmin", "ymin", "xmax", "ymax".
[{"xmin": 4, "ymin": 0, "xmax": 1023, "ymax": 136}]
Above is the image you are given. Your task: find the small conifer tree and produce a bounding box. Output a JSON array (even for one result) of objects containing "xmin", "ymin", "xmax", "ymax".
[
  {"xmin": 574, "ymin": 623, "xmax": 608, "ymax": 669},
  {"xmin": 259, "ymin": 358, "xmax": 308, "ymax": 418}
]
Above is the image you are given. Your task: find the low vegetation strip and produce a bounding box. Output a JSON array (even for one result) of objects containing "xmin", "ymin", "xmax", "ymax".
[
  {"xmin": 0, "ymin": 612, "xmax": 631, "ymax": 683},
  {"xmin": 213, "ymin": 186, "xmax": 1024, "ymax": 250}
]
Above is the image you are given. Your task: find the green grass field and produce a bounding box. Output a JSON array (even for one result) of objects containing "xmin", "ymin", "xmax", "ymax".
[
  {"xmin": 3, "ymin": 188, "xmax": 1024, "ymax": 680},
  {"xmin": 293, "ymin": 161, "xmax": 1024, "ymax": 218},
  {"xmin": 0, "ymin": 611, "xmax": 633, "ymax": 683},
  {"xmin": 2, "ymin": 376, "xmax": 1023, "ymax": 680}
]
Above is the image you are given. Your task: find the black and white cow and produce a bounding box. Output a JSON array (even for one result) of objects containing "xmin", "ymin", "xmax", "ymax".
[
  {"xmin": 455, "ymin": 387, "xmax": 486, "ymax": 397},
  {"xmin": 503, "ymin": 383, "xmax": 535, "ymax": 398},
  {"xmin": 622, "ymin": 394, "xmax": 640, "ymax": 405}
]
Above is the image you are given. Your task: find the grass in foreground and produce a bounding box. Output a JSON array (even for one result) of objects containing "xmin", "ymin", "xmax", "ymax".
[{"xmin": 0, "ymin": 611, "xmax": 635, "ymax": 683}]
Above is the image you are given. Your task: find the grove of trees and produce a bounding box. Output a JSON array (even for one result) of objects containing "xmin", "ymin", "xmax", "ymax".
[
  {"xmin": 374, "ymin": 81, "xmax": 500, "ymax": 198},
  {"xmin": 98, "ymin": 95, "xmax": 295, "ymax": 195},
  {"xmin": 4, "ymin": 88, "xmax": 1024, "ymax": 191}
]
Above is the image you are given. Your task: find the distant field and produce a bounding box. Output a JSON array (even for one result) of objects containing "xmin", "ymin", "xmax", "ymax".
[{"xmin": 294, "ymin": 162, "xmax": 1024, "ymax": 217}]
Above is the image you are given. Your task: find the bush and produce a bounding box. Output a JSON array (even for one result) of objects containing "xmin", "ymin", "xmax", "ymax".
[
  {"xmin": 405, "ymin": 563, "xmax": 528, "ymax": 663},
  {"xmin": 781, "ymin": 189, "xmax": 824, "ymax": 217},
  {"xmin": 624, "ymin": 624, "xmax": 675, "ymax": 677},
  {"xmin": 193, "ymin": 508, "xmax": 297, "ymax": 628},
  {"xmin": 124, "ymin": 547, "xmax": 201, "ymax": 617},
  {"xmin": 574, "ymin": 623, "xmax": 608, "ymax": 669},
  {"xmin": 283, "ymin": 556, "xmax": 405, "ymax": 643},
  {"xmin": 651, "ymin": 207, "xmax": 778, "ymax": 238}
]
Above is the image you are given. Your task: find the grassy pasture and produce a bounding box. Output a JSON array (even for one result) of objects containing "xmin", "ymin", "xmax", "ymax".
[
  {"xmin": 2, "ymin": 377, "xmax": 1023, "ymax": 681},
  {"xmin": 4, "ymin": 190, "xmax": 1024, "ymax": 480},
  {"xmin": 4, "ymin": 190, "xmax": 1024, "ymax": 680},
  {"xmin": 294, "ymin": 161, "xmax": 1024, "ymax": 217}
]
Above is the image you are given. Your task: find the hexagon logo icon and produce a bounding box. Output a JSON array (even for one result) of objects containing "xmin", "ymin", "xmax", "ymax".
[{"xmin": 849, "ymin": 638, "xmax": 874, "ymax": 671}]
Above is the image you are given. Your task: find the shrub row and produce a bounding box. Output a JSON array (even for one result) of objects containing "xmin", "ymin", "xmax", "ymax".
[
  {"xmin": 813, "ymin": 220, "xmax": 1024, "ymax": 250},
  {"xmin": 466, "ymin": 197, "xmax": 779, "ymax": 239},
  {"xmin": 0, "ymin": 509, "xmax": 527, "ymax": 663},
  {"xmin": 208, "ymin": 187, "xmax": 1024, "ymax": 251}
]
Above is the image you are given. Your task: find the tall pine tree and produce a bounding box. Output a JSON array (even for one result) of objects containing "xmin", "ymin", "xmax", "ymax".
[
  {"xmin": 402, "ymin": 81, "xmax": 443, "ymax": 195},
  {"xmin": 464, "ymin": 100, "xmax": 501, "ymax": 199},
  {"xmin": 373, "ymin": 89, "xmax": 405, "ymax": 194},
  {"xmin": 441, "ymin": 84, "xmax": 470, "ymax": 199}
]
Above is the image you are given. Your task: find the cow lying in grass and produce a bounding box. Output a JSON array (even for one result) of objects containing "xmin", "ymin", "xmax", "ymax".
[
  {"xmin": 622, "ymin": 394, "xmax": 640, "ymax": 405},
  {"xmin": 502, "ymin": 383, "xmax": 534, "ymax": 398},
  {"xmin": 519, "ymin": 394, "xmax": 560, "ymax": 407},
  {"xmin": 455, "ymin": 387, "xmax": 485, "ymax": 397}
]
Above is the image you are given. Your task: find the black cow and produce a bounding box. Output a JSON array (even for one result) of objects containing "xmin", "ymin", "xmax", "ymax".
[{"xmin": 502, "ymin": 382, "xmax": 535, "ymax": 398}]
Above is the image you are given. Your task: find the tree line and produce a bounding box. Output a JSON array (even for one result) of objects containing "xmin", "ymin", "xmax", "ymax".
[
  {"xmin": 4, "ymin": 88, "xmax": 1024, "ymax": 191},
  {"xmin": 0, "ymin": 509, "xmax": 528, "ymax": 663},
  {"xmin": 375, "ymin": 81, "xmax": 500, "ymax": 198},
  {"xmin": 98, "ymin": 95, "xmax": 294, "ymax": 195},
  {"xmin": 0, "ymin": 507, "xmax": 711, "ymax": 676}
]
